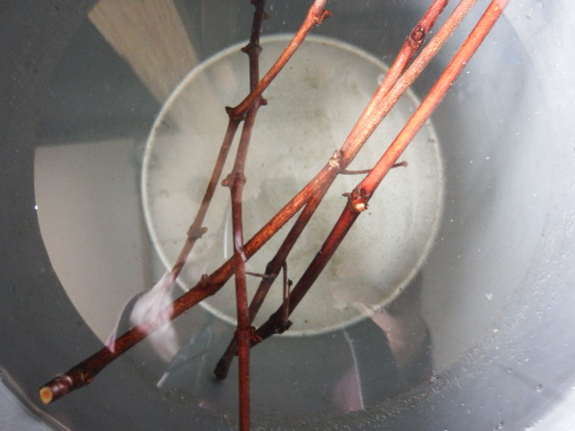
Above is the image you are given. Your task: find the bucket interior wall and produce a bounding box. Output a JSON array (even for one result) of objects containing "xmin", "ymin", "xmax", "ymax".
[{"xmin": 1, "ymin": 0, "xmax": 575, "ymax": 430}]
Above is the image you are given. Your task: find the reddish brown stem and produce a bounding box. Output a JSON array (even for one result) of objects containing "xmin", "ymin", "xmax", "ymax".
[
  {"xmin": 252, "ymin": 0, "xmax": 511, "ymax": 343},
  {"xmin": 229, "ymin": 106, "xmax": 259, "ymax": 430},
  {"xmin": 365, "ymin": 0, "xmax": 450, "ymax": 124},
  {"xmin": 227, "ymin": 0, "xmax": 330, "ymax": 120},
  {"xmin": 226, "ymin": 2, "xmax": 267, "ymax": 429}
]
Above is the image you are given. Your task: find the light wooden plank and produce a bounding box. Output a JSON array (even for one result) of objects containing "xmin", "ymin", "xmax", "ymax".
[{"xmin": 89, "ymin": 0, "xmax": 199, "ymax": 103}]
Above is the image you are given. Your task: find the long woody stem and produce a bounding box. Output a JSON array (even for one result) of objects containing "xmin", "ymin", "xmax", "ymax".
[
  {"xmin": 226, "ymin": 1, "xmax": 267, "ymax": 429},
  {"xmin": 252, "ymin": 0, "xmax": 511, "ymax": 344}
]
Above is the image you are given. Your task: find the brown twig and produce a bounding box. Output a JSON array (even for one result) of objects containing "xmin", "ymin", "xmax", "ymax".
[
  {"xmin": 227, "ymin": 0, "xmax": 330, "ymax": 120},
  {"xmin": 251, "ymin": 0, "xmax": 511, "ymax": 344},
  {"xmin": 167, "ymin": 119, "xmax": 238, "ymax": 284},
  {"xmin": 224, "ymin": 1, "xmax": 267, "ymax": 429},
  {"xmin": 340, "ymin": 161, "xmax": 408, "ymax": 175},
  {"xmin": 229, "ymin": 77, "xmax": 256, "ymax": 431}
]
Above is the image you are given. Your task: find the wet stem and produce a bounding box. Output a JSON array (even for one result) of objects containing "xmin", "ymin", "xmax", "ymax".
[
  {"xmin": 223, "ymin": 1, "xmax": 267, "ymax": 428},
  {"xmin": 38, "ymin": 0, "xmax": 511, "ymax": 429}
]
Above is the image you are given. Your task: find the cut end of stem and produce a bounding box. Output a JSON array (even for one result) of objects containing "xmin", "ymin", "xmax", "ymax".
[
  {"xmin": 38, "ymin": 371, "xmax": 89, "ymax": 404},
  {"xmin": 214, "ymin": 359, "xmax": 230, "ymax": 380},
  {"xmin": 39, "ymin": 387, "xmax": 53, "ymax": 405}
]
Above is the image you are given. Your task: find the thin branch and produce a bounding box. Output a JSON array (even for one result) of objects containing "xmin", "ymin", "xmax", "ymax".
[
  {"xmin": 340, "ymin": 160, "xmax": 407, "ymax": 175},
  {"xmin": 169, "ymin": 119, "xmax": 239, "ymax": 282},
  {"xmin": 280, "ymin": 262, "xmax": 292, "ymax": 325},
  {"xmin": 251, "ymin": 0, "xmax": 511, "ymax": 344},
  {"xmin": 227, "ymin": 0, "xmax": 330, "ymax": 120},
  {"xmin": 229, "ymin": 109, "xmax": 255, "ymax": 431},
  {"xmin": 225, "ymin": 2, "xmax": 267, "ymax": 429}
]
